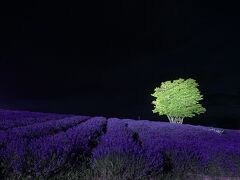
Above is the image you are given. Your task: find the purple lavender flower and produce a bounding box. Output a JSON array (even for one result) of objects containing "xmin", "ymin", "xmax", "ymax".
[
  {"xmin": 6, "ymin": 115, "xmax": 89, "ymax": 141},
  {"xmin": 0, "ymin": 116, "xmax": 90, "ymax": 174},
  {"xmin": 121, "ymin": 118, "xmax": 240, "ymax": 175},
  {"xmin": 0, "ymin": 109, "xmax": 73, "ymax": 130},
  {"xmin": 1, "ymin": 138, "xmax": 28, "ymax": 173},
  {"xmin": 1, "ymin": 109, "xmax": 240, "ymax": 177},
  {"xmin": 92, "ymin": 118, "xmax": 143, "ymax": 161},
  {"xmin": 27, "ymin": 117, "xmax": 107, "ymax": 176}
]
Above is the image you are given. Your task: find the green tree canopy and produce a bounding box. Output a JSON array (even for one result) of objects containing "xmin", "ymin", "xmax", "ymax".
[{"xmin": 151, "ymin": 78, "xmax": 206, "ymax": 123}]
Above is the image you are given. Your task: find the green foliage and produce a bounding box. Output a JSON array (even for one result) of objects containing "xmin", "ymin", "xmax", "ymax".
[
  {"xmin": 151, "ymin": 78, "xmax": 206, "ymax": 122},
  {"xmin": 50, "ymin": 153, "xmax": 147, "ymax": 180},
  {"xmin": 90, "ymin": 153, "xmax": 147, "ymax": 180},
  {"xmin": 7, "ymin": 153, "xmax": 239, "ymax": 180}
]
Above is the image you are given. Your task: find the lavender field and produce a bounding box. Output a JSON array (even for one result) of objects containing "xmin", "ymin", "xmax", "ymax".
[{"xmin": 0, "ymin": 109, "xmax": 240, "ymax": 180}]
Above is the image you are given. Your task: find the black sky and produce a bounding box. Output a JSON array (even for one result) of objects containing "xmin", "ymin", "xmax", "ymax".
[{"xmin": 0, "ymin": 1, "xmax": 240, "ymax": 129}]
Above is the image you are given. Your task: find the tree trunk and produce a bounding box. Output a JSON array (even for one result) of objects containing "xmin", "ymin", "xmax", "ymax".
[{"xmin": 167, "ymin": 116, "xmax": 184, "ymax": 124}]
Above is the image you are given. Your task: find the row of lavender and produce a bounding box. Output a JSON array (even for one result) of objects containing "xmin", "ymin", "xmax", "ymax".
[
  {"xmin": 0, "ymin": 109, "xmax": 73, "ymax": 130},
  {"xmin": 0, "ymin": 109, "xmax": 90, "ymax": 176},
  {"xmin": 93, "ymin": 118, "xmax": 240, "ymax": 176},
  {"xmin": 0, "ymin": 115, "xmax": 90, "ymax": 147},
  {"xmin": 1, "ymin": 109, "xmax": 240, "ymax": 178},
  {"xmin": 0, "ymin": 114, "xmax": 107, "ymax": 177}
]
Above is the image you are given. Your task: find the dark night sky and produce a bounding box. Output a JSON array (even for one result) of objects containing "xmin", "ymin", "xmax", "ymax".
[{"xmin": 0, "ymin": 1, "xmax": 240, "ymax": 129}]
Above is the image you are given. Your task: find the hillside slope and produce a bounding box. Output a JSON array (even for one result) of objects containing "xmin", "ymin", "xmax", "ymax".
[{"xmin": 0, "ymin": 109, "xmax": 239, "ymax": 179}]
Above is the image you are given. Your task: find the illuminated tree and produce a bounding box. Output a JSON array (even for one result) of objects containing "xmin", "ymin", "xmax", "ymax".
[{"xmin": 151, "ymin": 78, "xmax": 206, "ymax": 124}]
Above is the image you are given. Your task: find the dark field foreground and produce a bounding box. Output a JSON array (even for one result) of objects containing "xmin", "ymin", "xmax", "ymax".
[{"xmin": 0, "ymin": 109, "xmax": 239, "ymax": 179}]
